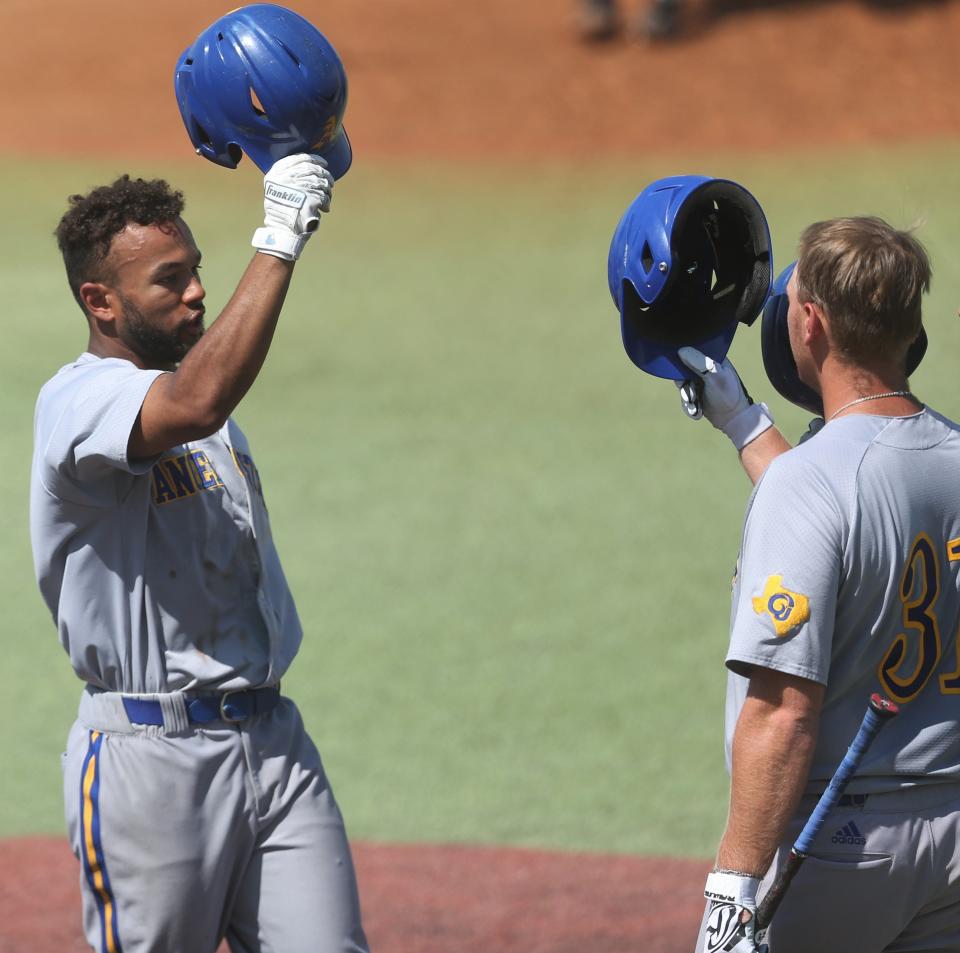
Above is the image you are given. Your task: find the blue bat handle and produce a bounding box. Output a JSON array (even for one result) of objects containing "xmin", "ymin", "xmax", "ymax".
[
  {"xmin": 753, "ymin": 693, "xmax": 899, "ymax": 937},
  {"xmin": 794, "ymin": 693, "xmax": 898, "ymax": 855}
]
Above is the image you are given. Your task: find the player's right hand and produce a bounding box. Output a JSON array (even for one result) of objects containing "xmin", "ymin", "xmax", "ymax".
[
  {"xmin": 252, "ymin": 153, "xmax": 335, "ymax": 261},
  {"xmin": 676, "ymin": 346, "xmax": 774, "ymax": 452}
]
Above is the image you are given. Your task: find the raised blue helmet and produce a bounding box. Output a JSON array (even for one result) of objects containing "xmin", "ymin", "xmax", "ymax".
[
  {"xmin": 608, "ymin": 176, "xmax": 772, "ymax": 380},
  {"xmin": 761, "ymin": 261, "xmax": 929, "ymax": 417},
  {"xmin": 174, "ymin": 3, "xmax": 352, "ymax": 177}
]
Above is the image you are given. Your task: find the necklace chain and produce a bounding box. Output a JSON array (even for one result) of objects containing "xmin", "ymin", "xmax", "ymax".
[{"xmin": 827, "ymin": 391, "xmax": 914, "ymax": 422}]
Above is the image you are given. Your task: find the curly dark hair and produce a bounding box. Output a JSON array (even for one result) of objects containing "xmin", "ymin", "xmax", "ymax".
[{"xmin": 55, "ymin": 175, "xmax": 185, "ymax": 312}]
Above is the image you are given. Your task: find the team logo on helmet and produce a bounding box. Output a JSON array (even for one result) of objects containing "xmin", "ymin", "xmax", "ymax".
[
  {"xmin": 311, "ymin": 116, "xmax": 341, "ymax": 152},
  {"xmin": 752, "ymin": 575, "xmax": 810, "ymax": 636}
]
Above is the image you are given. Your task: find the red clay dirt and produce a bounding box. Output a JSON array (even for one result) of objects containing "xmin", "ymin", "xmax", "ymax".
[
  {"xmin": 0, "ymin": 837, "xmax": 710, "ymax": 953},
  {"xmin": 2, "ymin": 0, "xmax": 956, "ymax": 949}
]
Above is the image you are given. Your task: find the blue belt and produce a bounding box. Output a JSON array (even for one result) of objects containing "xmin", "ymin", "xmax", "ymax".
[{"xmin": 121, "ymin": 686, "xmax": 281, "ymax": 726}]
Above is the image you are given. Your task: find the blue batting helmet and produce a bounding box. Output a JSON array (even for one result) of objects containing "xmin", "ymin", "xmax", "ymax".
[
  {"xmin": 174, "ymin": 3, "xmax": 352, "ymax": 178},
  {"xmin": 761, "ymin": 261, "xmax": 929, "ymax": 417},
  {"xmin": 608, "ymin": 175, "xmax": 772, "ymax": 380}
]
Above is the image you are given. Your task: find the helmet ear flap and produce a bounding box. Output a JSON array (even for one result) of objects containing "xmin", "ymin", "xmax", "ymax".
[
  {"xmin": 174, "ymin": 57, "xmax": 243, "ymax": 169},
  {"xmin": 760, "ymin": 262, "xmax": 824, "ymax": 417},
  {"xmin": 905, "ymin": 326, "xmax": 928, "ymax": 379}
]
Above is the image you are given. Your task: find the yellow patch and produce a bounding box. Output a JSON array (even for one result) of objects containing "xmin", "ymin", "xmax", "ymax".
[
  {"xmin": 947, "ymin": 537, "xmax": 960, "ymax": 563},
  {"xmin": 752, "ymin": 575, "xmax": 810, "ymax": 636}
]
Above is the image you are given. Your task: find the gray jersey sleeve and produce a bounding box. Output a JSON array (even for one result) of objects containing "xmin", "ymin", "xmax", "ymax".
[
  {"xmin": 727, "ymin": 452, "xmax": 847, "ymax": 684},
  {"xmin": 35, "ymin": 356, "xmax": 165, "ymax": 505}
]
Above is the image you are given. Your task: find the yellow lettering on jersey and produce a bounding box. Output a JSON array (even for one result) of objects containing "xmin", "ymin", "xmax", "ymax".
[
  {"xmin": 947, "ymin": 537, "xmax": 960, "ymax": 563},
  {"xmin": 879, "ymin": 532, "xmax": 942, "ymax": 704},
  {"xmin": 151, "ymin": 451, "xmax": 223, "ymax": 504},
  {"xmin": 751, "ymin": 575, "xmax": 810, "ymax": 637},
  {"xmin": 151, "ymin": 465, "xmax": 177, "ymax": 505},
  {"xmin": 939, "ymin": 624, "xmax": 960, "ymax": 694},
  {"xmin": 163, "ymin": 456, "xmax": 196, "ymax": 498},
  {"xmin": 231, "ymin": 448, "xmax": 265, "ymax": 501},
  {"xmin": 190, "ymin": 450, "xmax": 224, "ymax": 490}
]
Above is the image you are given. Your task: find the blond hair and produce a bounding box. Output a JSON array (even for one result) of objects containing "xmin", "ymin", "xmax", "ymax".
[{"xmin": 795, "ymin": 217, "xmax": 930, "ymax": 364}]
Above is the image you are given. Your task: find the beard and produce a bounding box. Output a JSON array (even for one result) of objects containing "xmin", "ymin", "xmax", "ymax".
[{"xmin": 116, "ymin": 293, "xmax": 204, "ymax": 368}]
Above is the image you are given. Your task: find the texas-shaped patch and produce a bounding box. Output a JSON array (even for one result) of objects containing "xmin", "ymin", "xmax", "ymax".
[{"xmin": 752, "ymin": 574, "xmax": 810, "ymax": 636}]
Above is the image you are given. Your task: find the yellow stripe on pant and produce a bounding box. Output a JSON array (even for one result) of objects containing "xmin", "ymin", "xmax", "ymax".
[{"xmin": 80, "ymin": 730, "xmax": 122, "ymax": 953}]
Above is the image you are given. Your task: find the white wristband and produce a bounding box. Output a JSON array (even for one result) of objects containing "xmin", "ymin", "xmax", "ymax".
[
  {"xmin": 704, "ymin": 870, "xmax": 760, "ymax": 907},
  {"xmin": 724, "ymin": 402, "xmax": 774, "ymax": 452},
  {"xmin": 251, "ymin": 227, "xmax": 308, "ymax": 262}
]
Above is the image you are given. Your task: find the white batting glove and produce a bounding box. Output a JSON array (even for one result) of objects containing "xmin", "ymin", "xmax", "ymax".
[
  {"xmin": 251, "ymin": 153, "xmax": 334, "ymax": 262},
  {"xmin": 700, "ymin": 870, "xmax": 766, "ymax": 953},
  {"xmin": 676, "ymin": 346, "xmax": 774, "ymax": 452}
]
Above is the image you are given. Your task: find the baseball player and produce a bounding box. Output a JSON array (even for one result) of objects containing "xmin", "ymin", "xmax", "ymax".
[
  {"xmin": 30, "ymin": 156, "xmax": 369, "ymax": 953},
  {"xmin": 680, "ymin": 217, "xmax": 960, "ymax": 952}
]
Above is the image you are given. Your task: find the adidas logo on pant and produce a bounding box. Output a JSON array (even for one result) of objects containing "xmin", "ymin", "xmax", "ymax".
[{"xmin": 830, "ymin": 821, "xmax": 866, "ymax": 846}]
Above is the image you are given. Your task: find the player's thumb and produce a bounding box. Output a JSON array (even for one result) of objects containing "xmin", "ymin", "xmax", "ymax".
[{"xmin": 677, "ymin": 346, "xmax": 716, "ymax": 377}]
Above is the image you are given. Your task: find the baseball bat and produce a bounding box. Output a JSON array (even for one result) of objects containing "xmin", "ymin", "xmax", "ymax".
[{"xmin": 753, "ymin": 692, "xmax": 900, "ymax": 937}]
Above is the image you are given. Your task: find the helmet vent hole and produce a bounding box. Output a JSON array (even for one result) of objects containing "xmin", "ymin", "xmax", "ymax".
[
  {"xmin": 227, "ymin": 143, "xmax": 243, "ymax": 165},
  {"xmin": 193, "ymin": 121, "xmax": 212, "ymax": 146},
  {"xmin": 217, "ymin": 31, "xmax": 224, "ymax": 40},
  {"xmin": 184, "ymin": 57, "xmax": 194, "ymax": 66},
  {"xmin": 640, "ymin": 241, "xmax": 654, "ymax": 273},
  {"xmin": 249, "ymin": 87, "xmax": 267, "ymax": 117}
]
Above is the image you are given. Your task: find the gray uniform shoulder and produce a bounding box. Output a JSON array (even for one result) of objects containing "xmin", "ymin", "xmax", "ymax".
[
  {"xmin": 37, "ymin": 353, "xmax": 152, "ymax": 408},
  {"xmin": 34, "ymin": 353, "xmax": 165, "ymax": 499},
  {"xmin": 753, "ymin": 409, "xmax": 948, "ymax": 514}
]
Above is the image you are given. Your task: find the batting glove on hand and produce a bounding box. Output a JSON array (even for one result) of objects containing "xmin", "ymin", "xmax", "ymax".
[
  {"xmin": 700, "ymin": 870, "xmax": 768, "ymax": 953},
  {"xmin": 252, "ymin": 153, "xmax": 334, "ymax": 262},
  {"xmin": 676, "ymin": 346, "xmax": 774, "ymax": 452}
]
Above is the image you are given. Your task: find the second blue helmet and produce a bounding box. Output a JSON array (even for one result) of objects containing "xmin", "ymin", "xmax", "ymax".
[
  {"xmin": 761, "ymin": 260, "xmax": 929, "ymax": 418},
  {"xmin": 608, "ymin": 175, "xmax": 772, "ymax": 380}
]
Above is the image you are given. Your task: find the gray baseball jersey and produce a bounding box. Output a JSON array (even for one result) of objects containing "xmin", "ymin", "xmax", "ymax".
[
  {"xmin": 31, "ymin": 352, "xmax": 302, "ymax": 693},
  {"xmin": 31, "ymin": 353, "xmax": 368, "ymax": 953},
  {"xmin": 701, "ymin": 407, "xmax": 960, "ymax": 953},
  {"xmin": 725, "ymin": 408, "xmax": 960, "ymax": 792}
]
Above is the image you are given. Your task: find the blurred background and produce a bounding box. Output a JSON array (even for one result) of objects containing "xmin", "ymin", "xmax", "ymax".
[{"xmin": 1, "ymin": 0, "xmax": 959, "ymax": 944}]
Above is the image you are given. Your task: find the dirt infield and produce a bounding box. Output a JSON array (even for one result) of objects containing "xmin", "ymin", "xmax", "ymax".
[
  {"xmin": 0, "ymin": 837, "xmax": 710, "ymax": 953},
  {"xmin": 1, "ymin": 0, "xmax": 958, "ymax": 163},
  {"xmin": 2, "ymin": 0, "xmax": 956, "ymax": 949}
]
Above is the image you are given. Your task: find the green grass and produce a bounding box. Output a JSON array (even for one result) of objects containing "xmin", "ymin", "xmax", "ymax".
[{"xmin": 2, "ymin": 142, "xmax": 959, "ymax": 855}]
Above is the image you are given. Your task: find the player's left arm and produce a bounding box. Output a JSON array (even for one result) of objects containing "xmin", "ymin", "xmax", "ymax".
[
  {"xmin": 738, "ymin": 427, "xmax": 792, "ymax": 486},
  {"xmin": 717, "ymin": 666, "xmax": 825, "ymax": 877}
]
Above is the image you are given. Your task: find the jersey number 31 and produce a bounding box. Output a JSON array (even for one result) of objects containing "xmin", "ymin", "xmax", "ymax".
[{"xmin": 879, "ymin": 532, "xmax": 960, "ymax": 703}]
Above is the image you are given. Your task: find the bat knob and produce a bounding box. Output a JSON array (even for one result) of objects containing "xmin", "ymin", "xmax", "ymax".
[{"xmin": 869, "ymin": 692, "xmax": 900, "ymax": 718}]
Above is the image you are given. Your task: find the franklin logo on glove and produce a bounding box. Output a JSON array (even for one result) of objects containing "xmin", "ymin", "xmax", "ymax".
[{"xmin": 264, "ymin": 182, "xmax": 307, "ymax": 208}]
